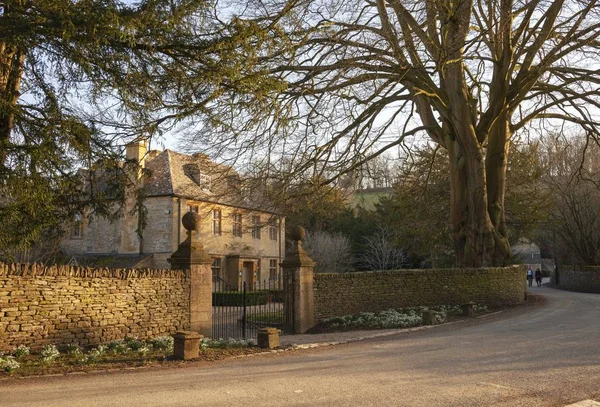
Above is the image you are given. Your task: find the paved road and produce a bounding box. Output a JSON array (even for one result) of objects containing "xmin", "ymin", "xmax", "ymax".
[{"xmin": 1, "ymin": 282, "xmax": 599, "ymax": 407}]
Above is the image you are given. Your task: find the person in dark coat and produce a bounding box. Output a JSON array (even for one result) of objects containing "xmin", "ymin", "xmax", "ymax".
[{"xmin": 535, "ymin": 268, "xmax": 543, "ymax": 287}]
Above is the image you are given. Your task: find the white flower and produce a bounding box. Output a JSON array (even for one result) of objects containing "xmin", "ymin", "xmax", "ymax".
[
  {"xmin": 13, "ymin": 345, "xmax": 30, "ymax": 358},
  {"xmin": 0, "ymin": 356, "xmax": 20, "ymax": 372},
  {"xmin": 40, "ymin": 344, "xmax": 60, "ymax": 364}
]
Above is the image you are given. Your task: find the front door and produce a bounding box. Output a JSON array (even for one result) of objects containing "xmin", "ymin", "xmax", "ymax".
[{"xmin": 242, "ymin": 261, "xmax": 254, "ymax": 289}]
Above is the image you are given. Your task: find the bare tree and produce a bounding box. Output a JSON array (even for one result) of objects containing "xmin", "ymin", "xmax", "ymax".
[
  {"xmin": 184, "ymin": 0, "xmax": 600, "ymax": 267},
  {"xmin": 362, "ymin": 228, "xmax": 407, "ymax": 271},
  {"xmin": 547, "ymin": 182, "xmax": 600, "ymax": 265},
  {"xmin": 302, "ymin": 231, "xmax": 354, "ymax": 273},
  {"xmin": 538, "ymin": 135, "xmax": 600, "ymax": 265}
]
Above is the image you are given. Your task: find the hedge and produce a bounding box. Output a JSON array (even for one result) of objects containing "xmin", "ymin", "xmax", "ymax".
[{"xmin": 213, "ymin": 290, "xmax": 284, "ymax": 306}]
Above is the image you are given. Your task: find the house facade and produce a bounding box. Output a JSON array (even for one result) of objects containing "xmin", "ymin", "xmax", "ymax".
[{"xmin": 61, "ymin": 141, "xmax": 285, "ymax": 287}]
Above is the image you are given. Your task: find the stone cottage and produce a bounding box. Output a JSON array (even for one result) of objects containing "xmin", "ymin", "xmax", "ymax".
[
  {"xmin": 61, "ymin": 141, "xmax": 285, "ymax": 288},
  {"xmin": 512, "ymin": 238, "xmax": 542, "ymax": 274}
]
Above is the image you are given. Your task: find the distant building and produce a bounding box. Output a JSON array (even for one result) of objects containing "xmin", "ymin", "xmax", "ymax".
[
  {"xmin": 61, "ymin": 141, "xmax": 285, "ymax": 287},
  {"xmin": 512, "ymin": 238, "xmax": 543, "ymax": 273}
]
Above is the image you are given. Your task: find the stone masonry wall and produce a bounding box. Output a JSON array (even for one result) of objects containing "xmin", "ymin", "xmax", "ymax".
[
  {"xmin": 314, "ymin": 266, "xmax": 526, "ymax": 321},
  {"xmin": 0, "ymin": 263, "xmax": 190, "ymax": 351},
  {"xmin": 553, "ymin": 266, "xmax": 600, "ymax": 293}
]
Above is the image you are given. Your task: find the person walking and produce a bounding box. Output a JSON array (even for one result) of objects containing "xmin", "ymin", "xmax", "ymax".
[
  {"xmin": 527, "ymin": 267, "xmax": 534, "ymax": 287},
  {"xmin": 535, "ymin": 268, "xmax": 543, "ymax": 287}
]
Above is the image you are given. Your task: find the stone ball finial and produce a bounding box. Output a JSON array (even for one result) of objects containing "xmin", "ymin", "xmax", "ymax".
[
  {"xmin": 289, "ymin": 225, "xmax": 306, "ymax": 241},
  {"xmin": 182, "ymin": 211, "xmax": 201, "ymax": 231}
]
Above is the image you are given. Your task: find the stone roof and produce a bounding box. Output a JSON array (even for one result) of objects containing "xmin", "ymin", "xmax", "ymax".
[
  {"xmin": 143, "ymin": 150, "xmax": 273, "ymax": 212},
  {"xmin": 512, "ymin": 239, "xmax": 541, "ymax": 263},
  {"xmin": 68, "ymin": 254, "xmax": 153, "ymax": 269}
]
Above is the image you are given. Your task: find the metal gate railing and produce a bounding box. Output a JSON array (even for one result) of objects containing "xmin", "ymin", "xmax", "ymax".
[{"xmin": 212, "ymin": 277, "xmax": 284, "ymax": 340}]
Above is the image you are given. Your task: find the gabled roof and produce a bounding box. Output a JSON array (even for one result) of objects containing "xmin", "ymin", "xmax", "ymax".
[
  {"xmin": 512, "ymin": 239, "xmax": 541, "ymax": 263},
  {"xmin": 143, "ymin": 150, "xmax": 277, "ymax": 213},
  {"xmin": 143, "ymin": 150, "xmax": 175, "ymax": 196}
]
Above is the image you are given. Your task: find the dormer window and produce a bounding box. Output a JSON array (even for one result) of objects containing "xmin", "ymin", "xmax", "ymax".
[{"xmin": 183, "ymin": 164, "xmax": 211, "ymax": 190}]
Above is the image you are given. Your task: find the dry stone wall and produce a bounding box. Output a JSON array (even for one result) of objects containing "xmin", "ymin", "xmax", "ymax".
[
  {"xmin": 0, "ymin": 263, "xmax": 189, "ymax": 351},
  {"xmin": 553, "ymin": 266, "xmax": 600, "ymax": 293},
  {"xmin": 314, "ymin": 266, "xmax": 526, "ymax": 321}
]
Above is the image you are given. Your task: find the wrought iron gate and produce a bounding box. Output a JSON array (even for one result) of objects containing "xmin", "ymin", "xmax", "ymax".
[{"xmin": 212, "ymin": 277, "xmax": 284, "ymax": 340}]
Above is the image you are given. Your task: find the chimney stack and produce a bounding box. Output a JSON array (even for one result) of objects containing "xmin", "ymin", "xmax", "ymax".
[{"xmin": 125, "ymin": 139, "xmax": 148, "ymax": 179}]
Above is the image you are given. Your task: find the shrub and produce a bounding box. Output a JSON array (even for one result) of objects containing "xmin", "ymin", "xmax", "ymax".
[
  {"xmin": 325, "ymin": 309, "xmax": 424, "ymax": 330},
  {"xmin": 148, "ymin": 336, "xmax": 174, "ymax": 352},
  {"xmin": 213, "ymin": 291, "xmax": 270, "ymax": 306},
  {"xmin": 137, "ymin": 346, "xmax": 151, "ymax": 356},
  {"xmin": 64, "ymin": 344, "xmax": 82, "ymax": 356},
  {"xmin": 86, "ymin": 346, "xmax": 105, "ymax": 364},
  {"xmin": 13, "ymin": 345, "xmax": 30, "ymax": 358},
  {"xmin": 106, "ymin": 340, "xmax": 128, "ymax": 355},
  {"xmin": 202, "ymin": 338, "xmax": 255, "ymax": 349},
  {"xmin": 40, "ymin": 344, "xmax": 60, "ymax": 364},
  {"xmin": 0, "ymin": 356, "xmax": 20, "ymax": 372},
  {"xmin": 268, "ymin": 289, "xmax": 284, "ymax": 303},
  {"xmin": 124, "ymin": 337, "xmax": 145, "ymax": 351},
  {"xmin": 319, "ymin": 304, "xmax": 489, "ymax": 332}
]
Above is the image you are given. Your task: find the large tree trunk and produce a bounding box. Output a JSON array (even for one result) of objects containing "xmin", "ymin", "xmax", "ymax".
[
  {"xmin": 485, "ymin": 114, "xmax": 512, "ymax": 262},
  {"xmin": 447, "ymin": 140, "xmax": 511, "ymax": 267},
  {"xmin": 446, "ymin": 126, "xmax": 511, "ymax": 267},
  {"xmin": 0, "ymin": 42, "xmax": 25, "ymax": 167},
  {"xmin": 439, "ymin": 0, "xmax": 511, "ymax": 267},
  {"xmin": 0, "ymin": 1, "xmax": 26, "ymax": 167}
]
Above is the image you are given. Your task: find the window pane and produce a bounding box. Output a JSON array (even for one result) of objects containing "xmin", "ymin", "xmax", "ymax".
[
  {"xmin": 252, "ymin": 215, "xmax": 261, "ymax": 239},
  {"xmin": 212, "ymin": 209, "xmax": 221, "ymax": 235},
  {"xmin": 269, "ymin": 219, "xmax": 278, "ymax": 241},
  {"xmin": 211, "ymin": 258, "xmax": 221, "ymax": 278},
  {"xmin": 269, "ymin": 259, "xmax": 278, "ymax": 280},
  {"xmin": 232, "ymin": 212, "xmax": 242, "ymax": 237}
]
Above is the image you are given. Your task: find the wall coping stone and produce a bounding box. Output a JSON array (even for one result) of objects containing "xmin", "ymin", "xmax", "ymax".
[
  {"xmin": 559, "ymin": 266, "xmax": 600, "ymax": 272},
  {"xmin": 315, "ymin": 265, "xmax": 523, "ymax": 280},
  {"xmin": 0, "ymin": 262, "xmax": 187, "ymax": 279}
]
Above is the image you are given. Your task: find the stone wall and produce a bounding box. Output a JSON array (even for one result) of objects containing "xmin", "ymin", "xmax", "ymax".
[
  {"xmin": 553, "ymin": 266, "xmax": 600, "ymax": 293},
  {"xmin": 0, "ymin": 263, "xmax": 190, "ymax": 351},
  {"xmin": 314, "ymin": 266, "xmax": 526, "ymax": 321},
  {"xmin": 141, "ymin": 196, "xmax": 177, "ymax": 255}
]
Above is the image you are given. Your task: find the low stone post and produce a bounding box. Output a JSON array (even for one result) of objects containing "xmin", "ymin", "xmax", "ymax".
[
  {"xmin": 423, "ymin": 309, "xmax": 437, "ymax": 325},
  {"xmin": 173, "ymin": 331, "xmax": 203, "ymax": 360},
  {"xmin": 282, "ymin": 226, "xmax": 315, "ymax": 334},
  {"xmin": 168, "ymin": 212, "xmax": 213, "ymax": 337},
  {"xmin": 461, "ymin": 302, "xmax": 476, "ymax": 317},
  {"xmin": 257, "ymin": 327, "xmax": 280, "ymax": 349}
]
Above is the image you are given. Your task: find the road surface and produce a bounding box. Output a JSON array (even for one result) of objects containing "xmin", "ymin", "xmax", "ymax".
[{"xmin": 1, "ymin": 282, "xmax": 599, "ymax": 406}]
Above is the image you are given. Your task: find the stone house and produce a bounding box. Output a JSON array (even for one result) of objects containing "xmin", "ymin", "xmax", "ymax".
[
  {"xmin": 512, "ymin": 238, "xmax": 542, "ymax": 274},
  {"xmin": 61, "ymin": 141, "xmax": 285, "ymax": 287}
]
